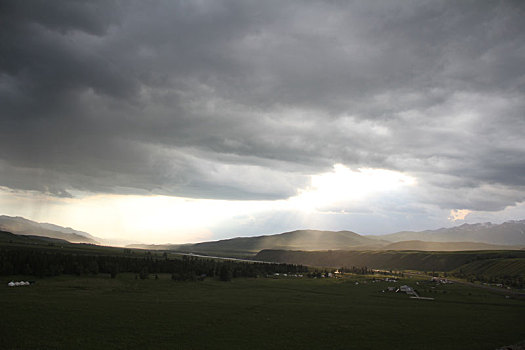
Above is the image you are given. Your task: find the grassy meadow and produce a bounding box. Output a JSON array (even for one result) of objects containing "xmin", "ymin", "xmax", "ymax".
[{"xmin": 1, "ymin": 273, "xmax": 524, "ymax": 349}]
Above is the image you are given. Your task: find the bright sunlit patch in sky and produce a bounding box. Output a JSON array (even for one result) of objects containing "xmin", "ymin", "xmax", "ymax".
[
  {"xmin": 449, "ymin": 209, "xmax": 471, "ymax": 221},
  {"xmin": 290, "ymin": 164, "xmax": 417, "ymax": 211}
]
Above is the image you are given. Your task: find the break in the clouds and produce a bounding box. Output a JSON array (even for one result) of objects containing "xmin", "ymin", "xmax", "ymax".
[{"xmin": 1, "ymin": 0, "xmax": 525, "ymax": 239}]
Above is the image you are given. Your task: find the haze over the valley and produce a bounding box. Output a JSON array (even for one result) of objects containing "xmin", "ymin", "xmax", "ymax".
[{"xmin": 1, "ymin": 1, "xmax": 525, "ymax": 244}]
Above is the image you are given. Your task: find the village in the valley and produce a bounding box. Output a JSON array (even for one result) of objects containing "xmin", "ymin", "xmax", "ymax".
[{"xmin": 266, "ymin": 269, "xmax": 467, "ymax": 301}]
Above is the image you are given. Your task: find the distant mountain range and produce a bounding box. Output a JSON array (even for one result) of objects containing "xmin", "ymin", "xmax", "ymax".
[
  {"xmin": 2, "ymin": 214, "xmax": 524, "ymax": 255},
  {"xmin": 376, "ymin": 221, "xmax": 525, "ymax": 246},
  {"xmin": 0, "ymin": 215, "xmax": 99, "ymax": 244},
  {"xmin": 128, "ymin": 220, "xmax": 525, "ymax": 256}
]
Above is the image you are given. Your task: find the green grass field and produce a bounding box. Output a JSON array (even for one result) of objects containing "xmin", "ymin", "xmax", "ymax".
[{"xmin": 1, "ymin": 274, "xmax": 523, "ymax": 349}]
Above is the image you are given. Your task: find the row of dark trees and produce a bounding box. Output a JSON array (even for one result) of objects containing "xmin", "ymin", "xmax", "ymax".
[
  {"xmin": 0, "ymin": 247, "xmax": 307, "ymax": 281},
  {"xmin": 339, "ymin": 266, "xmax": 375, "ymax": 275},
  {"xmin": 304, "ymin": 266, "xmax": 404, "ymax": 278}
]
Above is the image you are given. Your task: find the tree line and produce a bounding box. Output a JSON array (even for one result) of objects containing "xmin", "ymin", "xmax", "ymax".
[{"xmin": 0, "ymin": 247, "xmax": 307, "ymax": 281}]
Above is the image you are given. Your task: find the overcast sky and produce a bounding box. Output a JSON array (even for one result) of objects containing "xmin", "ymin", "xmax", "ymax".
[{"xmin": 1, "ymin": 0, "xmax": 524, "ymax": 244}]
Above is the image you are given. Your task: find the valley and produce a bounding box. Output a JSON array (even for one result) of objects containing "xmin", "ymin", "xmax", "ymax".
[{"xmin": 1, "ymin": 216, "xmax": 524, "ymax": 349}]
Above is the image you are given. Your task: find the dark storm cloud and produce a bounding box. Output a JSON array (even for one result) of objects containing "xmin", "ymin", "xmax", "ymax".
[{"xmin": 1, "ymin": 0, "xmax": 524, "ymax": 209}]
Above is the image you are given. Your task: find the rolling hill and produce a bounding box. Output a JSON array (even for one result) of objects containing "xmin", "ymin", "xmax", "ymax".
[
  {"xmin": 128, "ymin": 229, "xmax": 389, "ymax": 257},
  {"xmin": 0, "ymin": 215, "xmax": 99, "ymax": 244}
]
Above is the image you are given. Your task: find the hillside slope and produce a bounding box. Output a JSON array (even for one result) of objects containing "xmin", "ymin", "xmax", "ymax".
[
  {"xmin": 255, "ymin": 249, "xmax": 525, "ymax": 271},
  {"xmin": 0, "ymin": 216, "xmax": 99, "ymax": 244},
  {"xmin": 381, "ymin": 240, "xmax": 523, "ymax": 251},
  {"xmin": 453, "ymin": 258, "xmax": 525, "ymax": 278},
  {"xmin": 0, "ymin": 230, "xmax": 70, "ymax": 245}
]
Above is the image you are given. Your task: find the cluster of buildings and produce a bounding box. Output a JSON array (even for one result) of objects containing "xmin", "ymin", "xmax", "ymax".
[
  {"xmin": 7, "ymin": 281, "xmax": 33, "ymax": 287},
  {"xmin": 270, "ymin": 273, "xmax": 304, "ymax": 278},
  {"xmin": 431, "ymin": 277, "xmax": 453, "ymax": 284},
  {"xmin": 382, "ymin": 284, "xmax": 434, "ymax": 300}
]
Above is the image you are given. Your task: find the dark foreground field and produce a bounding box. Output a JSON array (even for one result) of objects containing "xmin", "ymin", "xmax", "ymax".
[{"xmin": 1, "ymin": 274, "xmax": 524, "ymax": 349}]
